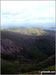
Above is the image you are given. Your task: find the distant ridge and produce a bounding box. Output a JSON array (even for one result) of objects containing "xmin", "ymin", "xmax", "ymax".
[{"xmin": 48, "ymin": 26, "xmax": 56, "ymax": 31}]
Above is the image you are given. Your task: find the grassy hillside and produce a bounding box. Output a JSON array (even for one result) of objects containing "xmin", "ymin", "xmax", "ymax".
[
  {"xmin": 1, "ymin": 55, "xmax": 55, "ymax": 74},
  {"xmin": 3, "ymin": 27, "xmax": 48, "ymax": 35},
  {"xmin": 1, "ymin": 27, "xmax": 55, "ymax": 74}
]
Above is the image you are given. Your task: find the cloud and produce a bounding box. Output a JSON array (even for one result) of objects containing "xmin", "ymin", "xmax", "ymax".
[{"xmin": 1, "ymin": 1, "xmax": 55, "ymax": 27}]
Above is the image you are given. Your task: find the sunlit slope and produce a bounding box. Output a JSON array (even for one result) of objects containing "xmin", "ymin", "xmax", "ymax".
[{"xmin": 5, "ymin": 27, "xmax": 48, "ymax": 35}]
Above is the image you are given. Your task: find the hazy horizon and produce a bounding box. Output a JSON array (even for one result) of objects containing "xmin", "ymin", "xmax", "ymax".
[{"xmin": 1, "ymin": 1, "xmax": 55, "ymax": 29}]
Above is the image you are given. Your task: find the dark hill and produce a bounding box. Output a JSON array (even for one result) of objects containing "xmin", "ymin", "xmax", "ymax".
[
  {"xmin": 0, "ymin": 27, "xmax": 55, "ymax": 74},
  {"xmin": 1, "ymin": 28, "xmax": 55, "ymax": 61}
]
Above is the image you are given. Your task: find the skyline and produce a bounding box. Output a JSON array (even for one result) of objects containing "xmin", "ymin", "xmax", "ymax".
[{"xmin": 1, "ymin": 1, "xmax": 55, "ymax": 28}]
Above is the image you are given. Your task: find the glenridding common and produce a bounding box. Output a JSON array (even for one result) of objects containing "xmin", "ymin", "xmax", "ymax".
[{"xmin": 0, "ymin": 1, "xmax": 55, "ymax": 74}]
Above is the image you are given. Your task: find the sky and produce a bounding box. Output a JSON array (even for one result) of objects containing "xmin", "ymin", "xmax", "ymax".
[{"xmin": 1, "ymin": 1, "xmax": 55, "ymax": 28}]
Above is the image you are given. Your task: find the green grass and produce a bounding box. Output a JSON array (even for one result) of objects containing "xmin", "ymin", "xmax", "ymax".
[
  {"xmin": 1, "ymin": 59, "xmax": 34, "ymax": 74},
  {"xmin": 1, "ymin": 55, "xmax": 55, "ymax": 74},
  {"xmin": 43, "ymin": 65, "xmax": 55, "ymax": 71},
  {"xmin": 23, "ymin": 65, "xmax": 55, "ymax": 74},
  {"xmin": 1, "ymin": 59, "xmax": 20, "ymax": 74}
]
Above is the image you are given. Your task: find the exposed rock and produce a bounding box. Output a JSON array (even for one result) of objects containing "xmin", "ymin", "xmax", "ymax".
[{"xmin": 1, "ymin": 39, "xmax": 22, "ymax": 54}]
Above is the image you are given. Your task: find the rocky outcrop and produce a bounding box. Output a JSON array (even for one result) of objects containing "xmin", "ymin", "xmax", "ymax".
[{"xmin": 1, "ymin": 39, "xmax": 22, "ymax": 54}]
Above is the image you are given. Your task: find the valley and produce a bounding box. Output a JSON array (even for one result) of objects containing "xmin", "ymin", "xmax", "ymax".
[{"xmin": 0, "ymin": 27, "xmax": 55, "ymax": 74}]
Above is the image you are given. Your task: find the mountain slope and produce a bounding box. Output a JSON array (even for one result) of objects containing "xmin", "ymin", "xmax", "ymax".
[{"xmin": 0, "ymin": 27, "xmax": 55, "ymax": 74}]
